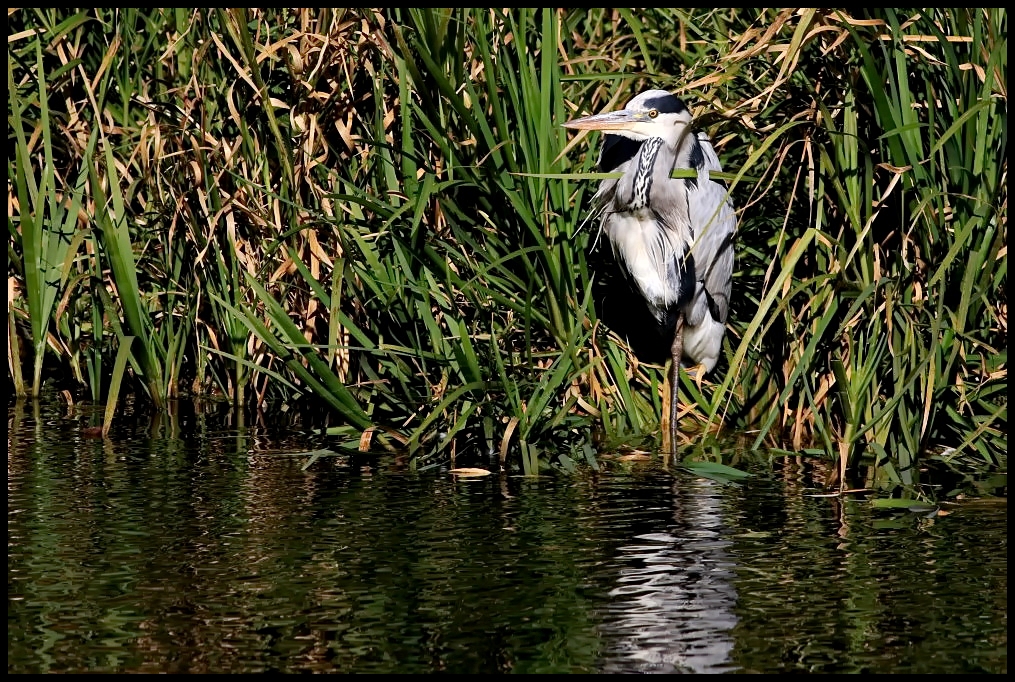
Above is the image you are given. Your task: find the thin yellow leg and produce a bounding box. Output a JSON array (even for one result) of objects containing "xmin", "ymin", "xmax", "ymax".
[{"xmin": 667, "ymin": 312, "xmax": 685, "ymax": 457}]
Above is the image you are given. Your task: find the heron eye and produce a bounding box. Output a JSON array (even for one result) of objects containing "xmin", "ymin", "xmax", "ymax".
[{"xmin": 648, "ymin": 109, "xmax": 659, "ymax": 119}]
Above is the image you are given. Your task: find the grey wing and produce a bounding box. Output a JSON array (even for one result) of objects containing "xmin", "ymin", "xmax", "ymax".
[{"xmin": 685, "ymin": 133, "xmax": 736, "ymax": 328}]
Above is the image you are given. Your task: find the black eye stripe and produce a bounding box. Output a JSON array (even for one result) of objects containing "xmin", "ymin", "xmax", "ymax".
[{"xmin": 642, "ymin": 94, "xmax": 688, "ymax": 115}]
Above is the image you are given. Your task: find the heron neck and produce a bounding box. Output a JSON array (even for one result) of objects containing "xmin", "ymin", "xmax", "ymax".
[{"xmin": 630, "ymin": 137, "xmax": 664, "ymax": 210}]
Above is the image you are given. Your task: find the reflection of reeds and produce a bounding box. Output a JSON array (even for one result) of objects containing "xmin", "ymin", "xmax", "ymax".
[{"xmin": 8, "ymin": 9, "xmax": 1006, "ymax": 486}]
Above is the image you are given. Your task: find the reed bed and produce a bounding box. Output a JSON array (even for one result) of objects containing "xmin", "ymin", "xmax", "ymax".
[{"xmin": 8, "ymin": 8, "xmax": 1006, "ymax": 492}]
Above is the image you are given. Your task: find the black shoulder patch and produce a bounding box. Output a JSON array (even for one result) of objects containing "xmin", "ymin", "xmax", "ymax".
[
  {"xmin": 704, "ymin": 287, "xmax": 726, "ymax": 323},
  {"xmin": 598, "ymin": 134, "xmax": 642, "ymax": 172},
  {"xmin": 681, "ymin": 253, "xmax": 697, "ymax": 305},
  {"xmin": 642, "ymin": 93, "xmax": 688, "ymax": 115},
  {"xmin": 688, "ymin": 135, "xmax": 705, "ymax": 170}
]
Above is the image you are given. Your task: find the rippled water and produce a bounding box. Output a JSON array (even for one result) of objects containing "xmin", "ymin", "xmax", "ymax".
[{"xmin": 8, "ymin": 400, "xmax": 1007, "ymax": 673}]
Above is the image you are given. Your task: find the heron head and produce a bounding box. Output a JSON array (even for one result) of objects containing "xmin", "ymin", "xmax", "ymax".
[{"xmin": 563, "ymin": 90, "xmax": 693, "ymax": 143}]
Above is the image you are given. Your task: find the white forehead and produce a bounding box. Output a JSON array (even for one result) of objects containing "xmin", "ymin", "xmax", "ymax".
[{"xmin": 627, "ymin": 89, "xmax": 672, "ymax": 107}]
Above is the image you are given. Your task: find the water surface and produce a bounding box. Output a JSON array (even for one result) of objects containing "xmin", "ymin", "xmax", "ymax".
[{"xmin": 8, "ymin": 400, "xmax": 1007, "ymax": 673}]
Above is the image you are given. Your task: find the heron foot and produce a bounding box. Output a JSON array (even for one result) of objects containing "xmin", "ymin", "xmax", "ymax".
[{"xmin": 682, "ymin": 362, "xmax": 709, "ymax": 391}]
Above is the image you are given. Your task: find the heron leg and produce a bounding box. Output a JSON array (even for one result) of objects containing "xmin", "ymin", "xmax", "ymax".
[{"xmin": 668, "ymin": 311, "xmax": 685, "ymax": 455}]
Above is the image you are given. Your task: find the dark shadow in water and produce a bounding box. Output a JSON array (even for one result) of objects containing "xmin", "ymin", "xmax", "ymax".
[{"xmin": 7, "ymin": 399, "xmax": 1008, "ymax": 674}]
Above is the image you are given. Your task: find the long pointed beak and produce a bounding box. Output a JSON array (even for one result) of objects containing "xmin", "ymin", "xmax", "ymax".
[{"xmin": 562, "ymin": 109, "xmax": 648, "ymax": 131}]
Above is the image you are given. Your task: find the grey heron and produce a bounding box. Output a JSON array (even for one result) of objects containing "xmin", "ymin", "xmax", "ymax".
[{"xmin": 563, "ymin": 89, "xmax": 736, "ymax": 451}]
